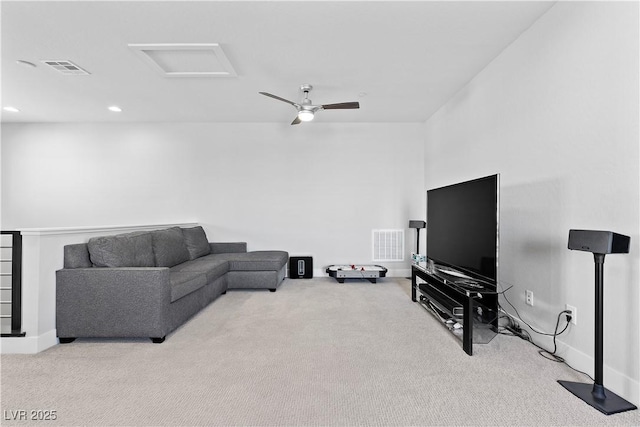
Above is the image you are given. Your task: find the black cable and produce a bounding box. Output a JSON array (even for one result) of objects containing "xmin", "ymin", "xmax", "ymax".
[
  {"xmin": 530, "ymin": 312, "xmax": 594, "ymax": 382},
  {"xmin": 495, "ymin": 284, "xmax": 513, "ymax": 295},
  {"xmin": 536, "ymin": 310, "xmax": 569, "ymax": 363},
  {"xmin": 562, "ymin": 361, "xmax": 595, "ymax": 382},
  {"xmin": 500, "ymin": 291, "xmax": 571, "ymax": 337},
  {"xmin": 498, "ymin": 302, "xmax": 570, "ymax": 352},
  {"xmin": 498, "ymin": 289, "xmax": 594, "ymax": 381}
]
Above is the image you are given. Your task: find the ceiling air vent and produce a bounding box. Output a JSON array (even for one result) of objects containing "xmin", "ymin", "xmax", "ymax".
[{"xmin": 41, "ymin": 60, "xmax": 90, "ymax": 75}]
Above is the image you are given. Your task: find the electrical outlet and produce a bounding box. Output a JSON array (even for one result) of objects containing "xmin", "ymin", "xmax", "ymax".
[
  {"xmin": 525, "ymin": 290, "xmax": 534, "ymax": 306},
  {"xmin": 566, "ymin": 304, "xmax": 577, "ymax": 325}
]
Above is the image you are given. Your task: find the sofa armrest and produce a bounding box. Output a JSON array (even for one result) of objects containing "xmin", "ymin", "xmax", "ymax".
[
  {"xmin": 56, "ymin": 267, "xmax": 172, "ymax": 339},
  {"xmin": 209, "ymin": 242, "xmax": 247, "ymax": 254}
]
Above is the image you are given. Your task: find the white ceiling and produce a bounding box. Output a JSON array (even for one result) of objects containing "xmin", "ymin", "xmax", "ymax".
[{"xmin": 1, "ymin": 0, "xmax": 556, "ymax": 124}]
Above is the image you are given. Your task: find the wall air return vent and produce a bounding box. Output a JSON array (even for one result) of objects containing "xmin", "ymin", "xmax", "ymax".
[
  {"xmin": 128, "ymin": 43, "xmax": 237, "ymax": 78},
  {"xmin": 41, "ymin": 60, "xmax": 90, "ymax": 75},
  {"xmin": 372, "ymin": 229, "xmax": 404, "ymax": 262}
]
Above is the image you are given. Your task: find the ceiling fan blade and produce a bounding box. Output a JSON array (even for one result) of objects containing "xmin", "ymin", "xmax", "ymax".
[
  {"xmin": 259, "ymin": 92, "xmax": 298, "ymax": 106},
  {"xmin": 291, "ymin": 116, "xmax": 301, "ymax": 125},
  {"xmin": 321, "ymin": 102, "xmax": 360, "ymax": 110}
]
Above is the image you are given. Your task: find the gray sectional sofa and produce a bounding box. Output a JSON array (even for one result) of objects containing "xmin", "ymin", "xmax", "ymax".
[{"xmin": 56, "ymin": 226, "xmax": 288, "ymax": 343}]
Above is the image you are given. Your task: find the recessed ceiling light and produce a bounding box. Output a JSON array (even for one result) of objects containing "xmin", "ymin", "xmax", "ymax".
[
  {"xmin": 3, "ymin": 106, "xmax": 20, "ymax": 113},
  {"xmin": 108, "ymin": 106, "xmax": 122, "ymax": 112},
  {"xmin": 16, "ymin": 60, "xmax": 36, "ymax": 68}
]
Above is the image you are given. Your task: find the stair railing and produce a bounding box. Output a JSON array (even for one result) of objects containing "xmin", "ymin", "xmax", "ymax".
[{"xmin": 1, "ymin": 231, "xmax": 25, "ymax": 337}]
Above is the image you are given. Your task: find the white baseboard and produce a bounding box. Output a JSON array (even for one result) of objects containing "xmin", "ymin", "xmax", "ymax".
[
  {"xmin": 387, "ymin": 268, "xmax": 411, "ymax": 278},
  {"xmin": 0, "ymin": 329, "xmax": 58, "ymax": 354}
]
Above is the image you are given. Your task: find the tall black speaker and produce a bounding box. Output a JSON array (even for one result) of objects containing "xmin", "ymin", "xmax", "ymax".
[
  {"xmin": 558, "ymin": 229, "xmax": 636, "ymax": 415},
  {"xmin": 409, "ymin": 220, "xmax": 426, "ymax": 254}
]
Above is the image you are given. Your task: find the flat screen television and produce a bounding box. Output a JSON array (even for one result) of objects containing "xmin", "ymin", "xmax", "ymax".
[{"xmin": 426, "ymin": 174, "xmax": 499, "ymax": 290}]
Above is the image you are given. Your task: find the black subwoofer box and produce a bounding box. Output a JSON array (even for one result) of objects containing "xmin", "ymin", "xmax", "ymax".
[{"xmin": 289, "ymin": 256, "xmax": 313, "ymax": 279}]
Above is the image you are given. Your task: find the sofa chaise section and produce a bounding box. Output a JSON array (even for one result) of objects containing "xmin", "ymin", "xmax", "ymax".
[{"xmin": 214, "ymin": 251, "xmax": 289, "ymax": 291}]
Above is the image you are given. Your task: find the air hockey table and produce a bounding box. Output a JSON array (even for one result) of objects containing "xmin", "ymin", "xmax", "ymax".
[{"xmin": 326, "ymin": 264, "xmax": 388, "ymax": 283}]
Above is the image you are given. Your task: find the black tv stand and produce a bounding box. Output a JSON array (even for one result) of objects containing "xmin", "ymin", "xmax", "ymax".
[{"xmin": 411, "ymin": 264, "xmax": 498, "ymax": 355}]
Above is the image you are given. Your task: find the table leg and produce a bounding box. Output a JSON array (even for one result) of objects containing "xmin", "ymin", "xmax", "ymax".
[
  {"xmin": 462, "ymin": 296, "xmax": 473, "ymax": 355},
  {"xmin": 411, "ymin": 269, "xmax": 417, "ymax": 302}
]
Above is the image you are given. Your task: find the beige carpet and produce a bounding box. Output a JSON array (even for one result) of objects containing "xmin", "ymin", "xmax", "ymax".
[{"xmin": 1, "ymin": 278, "xmax": 638, "ymax": 426}]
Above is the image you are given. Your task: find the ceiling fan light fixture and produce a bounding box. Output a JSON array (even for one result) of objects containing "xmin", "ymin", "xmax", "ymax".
[
  {"xmin": 259, "ymin": 85, "xmax": 358, "ymax": 125},
  {"xmin": 298, "ymin": 109, "xmax": 314, "ymax": 122}
]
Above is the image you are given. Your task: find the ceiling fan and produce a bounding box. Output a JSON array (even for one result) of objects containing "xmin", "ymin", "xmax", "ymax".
[{"xmin": 259, "ymin": 84, "xmax": 360, "ymax": 125}]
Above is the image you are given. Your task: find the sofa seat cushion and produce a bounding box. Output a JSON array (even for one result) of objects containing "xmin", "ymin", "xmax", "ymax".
[
  {"xmin": 169, "ymin": 271, "xmax": 208, "ymax": 302},
  {"xmin": 170, "ymin": 256, "xmax": 230, "ymax": 283},
  {"xmin": 215, "ymin": 251, "xmax": 288, "ymax": 272}
]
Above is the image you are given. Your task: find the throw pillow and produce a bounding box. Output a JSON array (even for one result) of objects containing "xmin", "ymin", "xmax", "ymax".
[
  {"xmin": 152, "ymin": 227, "xmax": 191, "ymax": 267},
  {"xmin": 182, "ymin": 226, "xmax": 211, "ymax": 260},
  {"xmin": 88, "ymin": 232, "xmax": 154, "ymax": 268}
]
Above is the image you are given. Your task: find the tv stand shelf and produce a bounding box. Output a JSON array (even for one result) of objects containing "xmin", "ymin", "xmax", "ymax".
[{"xmin": 411, "ymin": 264, "xmax": 498, "ymax": 355}]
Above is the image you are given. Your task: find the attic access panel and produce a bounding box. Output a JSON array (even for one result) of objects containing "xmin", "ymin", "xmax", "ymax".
[{"xmin": 128, "ymin": 43, "xmax": 237, "ymax": 77}]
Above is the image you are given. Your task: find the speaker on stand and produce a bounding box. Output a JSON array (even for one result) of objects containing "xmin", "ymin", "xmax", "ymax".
[
  {"xmin": 409, "ymin": 220, "xmax": 426, "ymax": 255},
  {"xmin": 408, "ymin": 220, "xmax": 426, "ymax": 279},
  {"xmin": 558, "ymin": 229, "xmax": 636, "ymax": 415}
]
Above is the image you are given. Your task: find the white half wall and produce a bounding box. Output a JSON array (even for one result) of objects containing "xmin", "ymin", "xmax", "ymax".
[
  {"xmin": 0, "ymin": 223, "xmax": 197, "ymax": 354},
  {"xmin": 1, "ymin": 122, "xmax": 425, "ymax": 278},
  {"xmin": 424, "ymin": 2, "xmax": 639, "ymax": 404}
]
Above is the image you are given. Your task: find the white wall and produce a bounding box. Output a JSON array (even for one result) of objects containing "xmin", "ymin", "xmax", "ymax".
[
  {"xmin": 1, "ymin": 122, "xmax": 425, "ymax": 277},
  {"xmin": 424, "ymin": 1, "xmax": 639, "ymax": 404}
]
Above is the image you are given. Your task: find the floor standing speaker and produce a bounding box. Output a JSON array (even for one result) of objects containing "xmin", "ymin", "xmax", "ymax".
[
  {"xmin": 289, "ymin": 256, "xmax": 313, "ymax": 279},
  {"xmin": 559, "ymin": 229, "xmax": 636, "ymax": 415}
]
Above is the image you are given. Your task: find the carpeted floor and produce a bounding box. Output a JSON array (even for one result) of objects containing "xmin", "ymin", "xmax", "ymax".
[{"xmin": 1, "ymin": 278, "xmax": 638, "ymax": 426}]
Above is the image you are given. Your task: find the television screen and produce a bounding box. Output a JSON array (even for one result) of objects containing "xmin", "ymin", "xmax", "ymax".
[{"xmin": 426, "ymin": 174, "xmax": 499, "ymax": 288}]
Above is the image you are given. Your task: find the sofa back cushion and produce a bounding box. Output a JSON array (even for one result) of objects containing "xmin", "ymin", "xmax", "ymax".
[
  {"xmin": 152, "ymin": 227, "xmax": 191, "ymax": 267},
  {"xmin": 182, "ymin": 226, "xmax": 211, "ymax": 260},
  {"xmin": 87, "ymin": 232, "xmax": 155, "ymax": 268}
]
